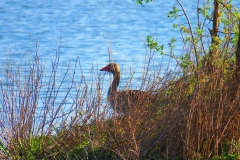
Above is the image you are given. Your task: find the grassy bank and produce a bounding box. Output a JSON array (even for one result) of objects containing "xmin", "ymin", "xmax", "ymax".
[{"xmin": 0, "ymin": 42, "xmax": 240, "ymax": 159}]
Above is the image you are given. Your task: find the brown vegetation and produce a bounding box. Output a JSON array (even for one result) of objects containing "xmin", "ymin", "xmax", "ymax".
[{"xmin": 1, "ymin": 0, "xmax": 240, "ymax": 159}]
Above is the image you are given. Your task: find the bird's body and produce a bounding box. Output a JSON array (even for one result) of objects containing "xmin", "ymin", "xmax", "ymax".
[{"xmin": 100, "ymin": 62, "xmax": 156, "ymax": 114}]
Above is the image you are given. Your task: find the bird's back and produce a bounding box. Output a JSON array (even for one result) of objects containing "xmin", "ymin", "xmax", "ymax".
[{"xmin": 109, "ymin": 90, "xmax": 157, "ymax": 114}]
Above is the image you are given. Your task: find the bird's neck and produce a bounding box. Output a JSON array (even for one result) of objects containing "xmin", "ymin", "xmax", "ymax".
[{"xmin": 108, "ymin": 71, "xmax": 120, "ymax": 96}]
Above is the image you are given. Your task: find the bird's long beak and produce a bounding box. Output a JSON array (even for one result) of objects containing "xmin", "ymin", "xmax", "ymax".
[{"xmin": 100, "ymin": 65, "xmax": 109, "ymax": 71}]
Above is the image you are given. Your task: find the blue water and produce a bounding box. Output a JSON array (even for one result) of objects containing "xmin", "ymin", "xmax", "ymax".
[
  {"xmin": 0, "ymin": 0, "xmax": 200, "ymax": 130},
  {"xmin": 0, "ymin": 0, "xmax": 196, "ymax": 66}
]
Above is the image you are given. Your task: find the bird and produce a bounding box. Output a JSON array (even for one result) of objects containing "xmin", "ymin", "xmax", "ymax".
[{"xmin": 100, "ymin": 62, "xmax": 156, "ymax": 114}]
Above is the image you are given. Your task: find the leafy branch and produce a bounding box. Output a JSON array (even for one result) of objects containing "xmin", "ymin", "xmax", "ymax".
[{"xmin": 136, "ymin": 0, "xmax": 154, "ymax": 5}]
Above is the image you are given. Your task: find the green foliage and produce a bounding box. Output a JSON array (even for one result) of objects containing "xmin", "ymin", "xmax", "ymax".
[
  {"xmin": 168, "ymin": 7, "xmax": 179, "ymax": 19},
  {"xmin": 196, "ymin": 28, "xmax": 204, "ymax": 36},
  {"xmin": 173, "ymin": 23, "xmax": 179, "ymax": 29},
  {"xmin": 210, "ymin": 139, "xmax": 240, "ymax": 160},
  {"xmin": 168, "ymin": 38, "xmax": 176, "ymax": 50},
  {"xmin": 0, "ymin": 141, "xmax": 8, "ymax": 157},
  {"xmin": 179, "ymin": 25, "xmax": 190, "ymax": 33},
  {"xmin": 210, "ymin": 153, "xmax": 239, "ymax": 160},
  {"xmin": 145, "ymin": 0, "xmax": 240, "ymax": 75},
  {"xmin": 179, "ymin": 54, "xmax": 193, "ymax": 70},
  {"xmin": 146, "ymin": 35, "xmax": 164, "ymax": 54},
  {"xmin": 197, "ymin": 1, "xmax": 212, "ymax": 20},
  {"xmin": 136, "ymin": 0, "xmax": 154, "ymax": 5},
  {"xmin": 10, "ymin": 135, "xmax": 53, "ymax": 159}
]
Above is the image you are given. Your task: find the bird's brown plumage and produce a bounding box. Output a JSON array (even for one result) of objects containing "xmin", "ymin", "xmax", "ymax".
[{"xmin": 100, "ymin": 62, "xmax": 156, "ymax": 114}]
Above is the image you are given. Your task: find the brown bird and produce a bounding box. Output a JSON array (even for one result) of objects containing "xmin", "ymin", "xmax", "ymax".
[{"xmin": 100, "ymin": 62, "xmax": 156, "ymax": 114}]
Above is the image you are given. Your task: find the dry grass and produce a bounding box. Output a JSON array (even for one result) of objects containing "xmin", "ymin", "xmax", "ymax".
[{"xmin": 0, "ymin": 41, "xmax": 240, "ymax": 160}]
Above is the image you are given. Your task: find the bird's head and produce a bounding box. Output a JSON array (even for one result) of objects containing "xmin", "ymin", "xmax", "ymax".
[{"xmin": 100, "ymin": 62, "xmax": 120, "ymax": 74}]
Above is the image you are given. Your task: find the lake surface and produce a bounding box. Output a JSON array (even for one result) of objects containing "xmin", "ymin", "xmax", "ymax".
[
  {"xmin": 0, "ymin": 0, "xmax": 198, "ymax": 67},
  {"xmin": 0, "ymin": 0, "xmax": 201, "ymax": 115}
]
